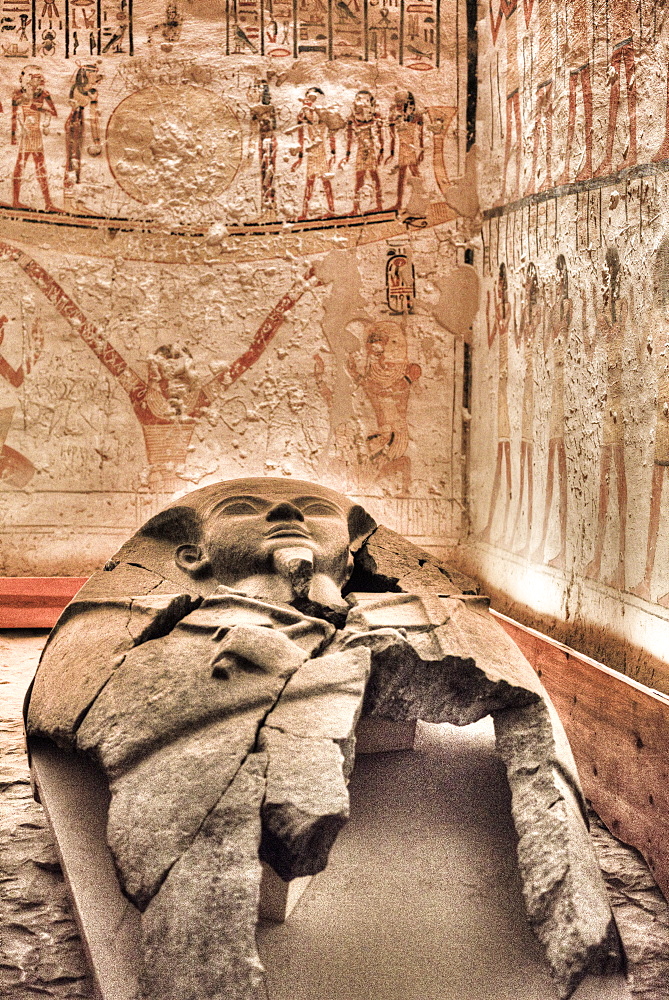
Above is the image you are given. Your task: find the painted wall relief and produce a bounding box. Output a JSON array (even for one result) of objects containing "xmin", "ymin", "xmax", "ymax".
[
  {"xmin": 0, "ymin": 239, "xmax": 318, "ymax": 490},
  {"xmin": 479, "ymin": 0, "xmax": 669, "ymax": 201},
  {"xmin": 0, "ymin": 0, "xmax": 468, "ymax": 233},
  {"xmin": 0, "ymin": 298, "xmax": 42, "ymax": 486},
  {"xmin": 347, "ymin": 318, "xmax": 422, "ymax": 493},
  {"xmin": 533, "ymin": 254, "xmax": 570, "ymax": 570},
  {"xmin": 0, "ymin": 228, "xmax": 464, "ymax": 572},
  {"xmin": 0, "ymin": 0, "xmax": 473, "ymax": 574},
  {"xmin": 467, "ymin": 0, "xmax": 669, "ymax": 666}
]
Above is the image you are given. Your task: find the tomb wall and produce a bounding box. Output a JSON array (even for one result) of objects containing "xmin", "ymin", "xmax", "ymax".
[
  {"xmin": 459, "ymin": 0, "xmax": 669, "ymax": 691},
  {"xmin": 0, "ymin": 0, "xmax": 475, "ymax": 575}
]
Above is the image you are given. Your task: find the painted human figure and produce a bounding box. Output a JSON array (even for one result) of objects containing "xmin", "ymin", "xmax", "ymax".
[
  {"xmin": 594, "ymin": 0, "xmax": 638, "ymax": 177},
  {"xmin": 558, "ymin": 0, "xmax": 594, "ymax": 183},
  {"xmin": 11, "ymin": 65, "xmax": 58, "ymax": 212},
  {"xmin": 385, "ymin": 91, "xmax": 424, "ymax": 213},
  {"xmin": 63, "ymin": 63, "xmax": 102, "ymax": 208},
  {"xmin": 291, "ymin": 87, "xmax": 337, "ymax": 220},
  {"xmin": 511, "ymin": 262, "xmax": 543, "ymax": 557},
  {"xmin": 348, "ymin": 319, "xmax": 421, "ymax": 494},
  {"xmin": 630, "ymin": 241, "xmax": 669, "ymax": 604},
  {"xmin": 489, "ymin": 0, "xmax": 521, "ymax": 200},
  {"xmin": 585, "ymin": 248, "xmax": 628, "ymax": 589},
  {"xmin": 523, "ymin": 0, "xmax": 554, "ymax": 194},
  {"xmin": 479, "ymin": 263, "xmax": 513, "ymax": 544},
  {"xmin": 652, "ymin": 3, "xmax": 669, "ymax": 162},
  {"xmin": 339, "ymin": 90, "xmax": 384, "ymax": 215},
  {"xmin": 532, "ymin": 255, "xmax": 572, "ymax": 568},
  {"xmin": 0, "ymin": 311, "xmax": 43, "ymax": 389},
  {"xmin": 250, "ymin": 80, "xmax": 277, "ymax": 219},
  {"xmin": 0, "ymin": 312, "xmax": 42, "ymax": 487}
]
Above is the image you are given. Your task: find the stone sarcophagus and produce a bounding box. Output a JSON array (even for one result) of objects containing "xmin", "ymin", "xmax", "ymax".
[{"xmin": 25, "ymin": 478, "xmax": 622, "ymax": 999}]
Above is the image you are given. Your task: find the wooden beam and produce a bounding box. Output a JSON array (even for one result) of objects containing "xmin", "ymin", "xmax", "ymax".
[
  {"xmin": 492, "ymin": 608, "xmax": 669, "ymax": 901},
  {"xmin": 0, "ymin": 577, "xmax": 87, "ymax": 628}
]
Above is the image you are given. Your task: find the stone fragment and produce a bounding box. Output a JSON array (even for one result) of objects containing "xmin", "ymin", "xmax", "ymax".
[
  {"xmin": 259, "ymin": 729, "xmax": 350, "ymax": 880},
  {"xmin": 356, "ymin": 523, "xmax": 479, "ymax": 596},
  {"xmin": 28, "ymin": 589, "xmax": 197, "ymax": 748},
  {"xmin": 106, "ymin": 720, "xmax": 255, "ymax": 909},
  {"xmin": 494, "ymin": 704, "xmax": 622, "ymax": 998},
  {"xmin": 258, "ymin": 647, "xmax": 370, "ymax": 879},
  {"xmin": 76, "ymin": 608, "xmax": 292, "ymax": 777},
  {"xmin": 589, "ymin": 810, "xmax": 669, "ymax": 1000},
  {"xmin": 77, "ymin": 593, "xmax": 324, "ymax": 780},
  {"xmin": 342, "ymin": 614, "xmax": 540, "ymax": 726},
  {"xmin": 210, "ymin": 622, "xmax": 309, "ymax": 678},
  {"xmin": 140, "ymin": 753, "xmax": 268, "ymax": 1000},
  {"xmin": 341, "ymin": 594, "xmax": 621, "ymax": 994},
  {"xmin": 263, "ymin": 646, "xmax": 371, "ymax": 774},
  {"xmin": 346, "ymin": 591, "xmax": 456, "ymax": 630}
]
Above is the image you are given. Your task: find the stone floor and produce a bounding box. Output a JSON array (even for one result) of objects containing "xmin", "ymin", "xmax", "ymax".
[
  {"xmin": 1, "ymin": 630, "xmax": 91, "ymax": 1000},
  {"xmin": 2, "ymin": 629, "xmax": 668, "ymax": 999}
]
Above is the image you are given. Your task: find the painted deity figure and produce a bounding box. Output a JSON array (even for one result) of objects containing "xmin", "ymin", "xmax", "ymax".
[
  {"xmin": 0, "ymin": 311, "xmax": 42, "ymax": 486},
  {"xmin": 533, "ymin": 255, "xmax": 572, "ymax": 568},
  {"xmin": 63, "ymin": 63, "xmax": 102, "ymax": 208},
  {"xmin": 339, "ymin": 89, "xmax": 384, "ymax": 215},
  {"xmin": 652, "ymin": 2, "xmax": 669, "ymax": 162},
  {"xmin": 26, "ymin": 477, "xmax": 621, "ymax": 1000},
  {"xmin": 250, "ymin": 79, "xmax": 278, "ymax": 219},
  {"xmin": 0, "ymin": 404, "xmax": 34, "ymax": 486},
  {"xmin": 348, "ymin": 319, "xmax": 421, "ymax": 494},
  {"xmin": 11, "ymin": 65, "xmax": 58, "ymax": 211},
  {"xmin": 489, "ymin": 0, "xmax": 521, "ymax": 200},
  {"xmin": 523, "ymin": 0, "xmax": 554, "ymax": 194},
  {"xmin": 558, "ymin": 0, "xmax": 594, "ymax": 183},
  {"xmin": 594, "ymin": 0, "xmax": 638, "ymax": 177},
  {"xmin": 585, "ymin": 248, "xmax": 629, "ymax": 590},
  {"xmin": 511, "ymin": 262, "xmax": 543, "ymax": 557},
  {"xmin": 630, "ymin": 239, "xmax": 669, "ymax": 605},
  {"xmin": 385, "ymin": 91, "xmax": 424, "ymax": 213},
  {"xmin": 479, "ymin": 263, "xmax": 513, "ymax": 544},
  {"xmin": 291, "ymin": 87, "xmax": 337, "ymax": 220}
]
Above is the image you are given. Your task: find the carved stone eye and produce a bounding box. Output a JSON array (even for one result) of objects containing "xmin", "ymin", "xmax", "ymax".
[
  {"xmin": 222, "ymin": 500, "xmax": 258, "ymax": 515},
  {"xmin": 301, "ymin": 502, "xmax": 339, "ymax": 516}
]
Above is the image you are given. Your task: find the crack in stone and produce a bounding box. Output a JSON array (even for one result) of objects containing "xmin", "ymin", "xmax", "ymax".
[
  {"xmin": 72, "ymin": 591, "xmax": 202, "ymax": 743},
  {"xmin": 144, "ymin": 754, "xmax": 254, "ymax": 908},
  {"xmin": 142, "ymin": 661, "xmax": 301, "ymax": 906}
]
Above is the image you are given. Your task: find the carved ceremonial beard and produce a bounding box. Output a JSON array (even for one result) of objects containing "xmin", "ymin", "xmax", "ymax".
[
  {"xmin": 204, "ymin": 531, "xmax": 352, "ymax": 611},
  {"xmin": 272, "ymin": 545, "xmax": 314, "ymax": 598}
]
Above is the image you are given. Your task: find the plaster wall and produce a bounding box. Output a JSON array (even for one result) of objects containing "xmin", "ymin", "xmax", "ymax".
[
  {"xmin": 0, "ymin": 0, "xmax": 477, "ymax": 575},
  {"xmin": 463, "ymin": 0, "xmax": 669, "ymax": 691}
]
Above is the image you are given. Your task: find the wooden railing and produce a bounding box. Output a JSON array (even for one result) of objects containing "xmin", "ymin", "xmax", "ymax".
[{"xmin": 492, "ymin": 608, "xmax": 669, "ymax": 901}]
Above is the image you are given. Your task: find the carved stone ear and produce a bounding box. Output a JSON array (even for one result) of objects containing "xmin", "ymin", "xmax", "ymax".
[{"xmin": 175, "ymin": 544, "xmax": 211, "ymax": 577}]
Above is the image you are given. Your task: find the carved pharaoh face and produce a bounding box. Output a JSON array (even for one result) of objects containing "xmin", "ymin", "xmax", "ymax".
[{"xmin": 192, "ymin": 485, "xmax": 355, "ymax": 589}]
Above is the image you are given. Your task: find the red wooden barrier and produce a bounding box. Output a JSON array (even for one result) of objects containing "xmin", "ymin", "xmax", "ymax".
[
  {"xmin": 492, "ymin": 608, "xmax": 669, "ymax": 902},
  {"xmin": 0, "ymin": 577, "xmax": 88, "ymax": 628}
]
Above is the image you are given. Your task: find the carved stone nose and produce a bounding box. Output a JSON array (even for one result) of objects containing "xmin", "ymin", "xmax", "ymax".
[{"xmin": 265, "ymin": 501, "xmax": 304, "ymax": 522}]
